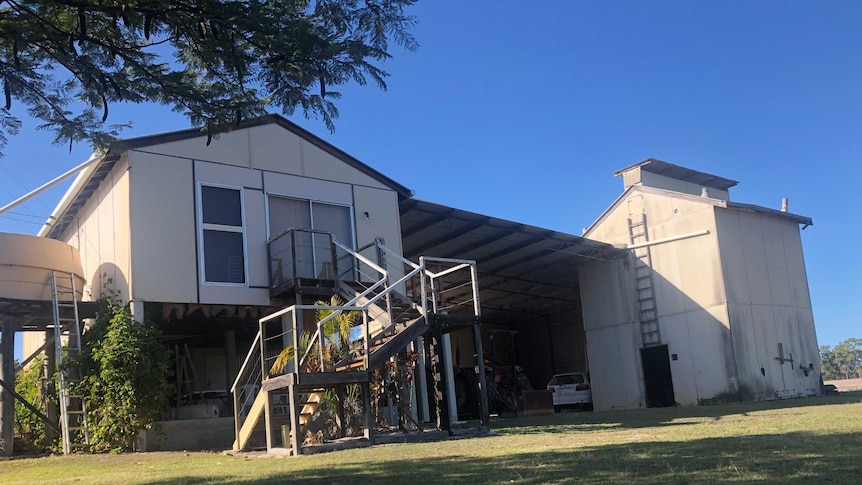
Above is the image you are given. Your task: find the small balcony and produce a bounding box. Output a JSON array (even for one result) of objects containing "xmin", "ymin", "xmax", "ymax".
[{"xmin": 267, "ymin": 228, "xmax": 355, "ymax": 298}]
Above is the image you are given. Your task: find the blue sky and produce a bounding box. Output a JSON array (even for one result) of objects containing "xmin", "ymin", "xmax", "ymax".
[{"xmin": 1, "ymin": 1, "xmax": 860, "ymax": 349}]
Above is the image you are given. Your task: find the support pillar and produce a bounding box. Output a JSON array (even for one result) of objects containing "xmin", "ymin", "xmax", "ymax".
[
  {"xmin": 43, "ymin": 328, "xmax": 58, "ymax": 445},
  {"xmin": 129, "ymin": 300, "xmax": 144, "ymax": 323},
  {"xmin": 0, "ymin": 320, "xmax": 15, "ymax": 456},
  {"xmin": 415, "ymin": 337, "xmax": 430, "ymax": 422},
  {"xmin": 287, "ymin": 384, "xmax": 301, "ymax": 455},
  {"xmin": 224, "ymin": 330, "xmax": 236, "ymax": 390},
  {"xmin": 472, "ymin": 323, "xmax": 491, "ymax": 431},
  {"xmin": 335, "ymin": 386, "xmax": 346, "ymax": 438},
  {"xmin": 263, "ymin": 388, "xmax": 273, "ymax": 452},
  {"xmin": 363, "ymin": 381, "xmax": 374, "ymax": 444},
  {"xmin": 441, "ymin": 333, "xmax": 458, "ymax": 425},
  {"xmin": 428, "ymin": 320, "xmax": 450, "ymax": 432}
]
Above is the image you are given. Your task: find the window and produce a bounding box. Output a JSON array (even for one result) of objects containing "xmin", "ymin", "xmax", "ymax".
[
  {"xmin": 200, "ymin": 185, "xmax": 246, "ymax": 284},
  {"xmin": 267, "ymin": 197, "xmax": 352, "ymax": 245},
  {"xmin": 267, "ymin": 196, "xmax": 353, "ymax": 279}
]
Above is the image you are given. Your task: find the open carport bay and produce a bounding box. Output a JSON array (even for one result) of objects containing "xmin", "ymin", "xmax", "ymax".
[{"xmin": 399, "ymin": 199, "xmax": 624, "ymax": 404}]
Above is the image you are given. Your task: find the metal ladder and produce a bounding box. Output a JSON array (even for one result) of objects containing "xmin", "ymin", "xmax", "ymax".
[
  {"xmin": 50, "ymin": 271, "xmax": 90, "ymax": 454},
  {"xmin": 628, "ymin": 215, "xmax": 662, "ymax": 346}
]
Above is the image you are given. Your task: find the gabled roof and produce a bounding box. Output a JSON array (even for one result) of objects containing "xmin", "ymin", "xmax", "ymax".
[
  {"xmin": 614, "ymin": 158, "xmax": 739, "ymax": 191},
  {"xmin": 41, "ymin": 114, "xmax": 413, "ymax": 239},
  {"xmin": 583, "ymin": 184, "xmax": 812, "ymax": 237}
]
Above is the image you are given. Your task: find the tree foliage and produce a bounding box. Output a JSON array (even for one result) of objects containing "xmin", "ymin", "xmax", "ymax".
[
  {"xmin": 820, "ymin": 338, "xmax": 862, "ymax": 381},
  {"xmin": 0, "ymin": 0, "xmax": 418, "ymax": 153},
  {"xmin": 76, "ymin": 299, "xmax": 171, "ymax": 452},
  {"xmin": 13, "ymin": 356, "xmax": 53, "ymax": 451}
]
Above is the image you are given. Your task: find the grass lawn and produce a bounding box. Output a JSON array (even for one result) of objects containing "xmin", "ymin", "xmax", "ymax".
[{"xmin": 2, "ymin": 393, "xmax": 861, "ymax": 484}]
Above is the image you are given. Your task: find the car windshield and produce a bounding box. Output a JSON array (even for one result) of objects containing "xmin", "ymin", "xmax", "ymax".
[{"xmin": 551, "ymin": 374, "xmax": 585, "ymax": 386}]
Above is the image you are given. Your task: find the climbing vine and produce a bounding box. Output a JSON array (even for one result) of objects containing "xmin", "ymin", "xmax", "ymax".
[{"xmin": 75, "ymin": 299, "xmax": 171, "ymax": 453}]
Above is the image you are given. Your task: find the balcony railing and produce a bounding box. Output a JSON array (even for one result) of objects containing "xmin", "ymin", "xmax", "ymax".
[{"xmin": 267, "ymin": 228, "xmax": 352, "ymax": 297}]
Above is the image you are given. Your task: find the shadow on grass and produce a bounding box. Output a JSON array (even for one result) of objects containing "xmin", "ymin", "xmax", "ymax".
[{"xmin": 140, "ymin": 430, "xmax": 862, "ymax": 485}]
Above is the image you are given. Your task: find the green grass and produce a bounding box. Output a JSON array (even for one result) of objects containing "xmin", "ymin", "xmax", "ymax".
[{"xmin": 3, "ymin": 393, "xmax": 862, "ymax": 484}]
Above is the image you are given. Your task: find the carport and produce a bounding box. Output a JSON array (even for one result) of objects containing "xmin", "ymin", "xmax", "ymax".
[{"xmin": 399, "ymin": 199, "xmax": 625, "ymax": 414}]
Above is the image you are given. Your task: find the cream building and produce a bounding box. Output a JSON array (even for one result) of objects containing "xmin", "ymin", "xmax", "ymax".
[{"xmin": 581, "ymin": 159, "xmax": 819, "ymax": 410}]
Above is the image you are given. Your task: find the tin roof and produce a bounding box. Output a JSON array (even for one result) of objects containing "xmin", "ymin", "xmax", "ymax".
[{"xmin": 614, "ymin": 158, "xmax": 739, "ymax": 191}]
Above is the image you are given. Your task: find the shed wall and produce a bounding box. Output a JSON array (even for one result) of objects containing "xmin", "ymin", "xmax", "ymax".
[
  {"xmin": 579, "ymin": 256, "xmax": 644, "ymax": 410},
  {"xmin": 715, "ymin": 208, "xmax": 820, "ymax": 399},
  {"xmin": 585, "ymin": 189, "xmax": 740, "ymax": 406},
  {"xmin": 60, "ymin": 156, "xmax": 132, "ymax": 301},
  {"xmin": 128, "ymin": 151, "xmax": 198, "ymax": 303}
]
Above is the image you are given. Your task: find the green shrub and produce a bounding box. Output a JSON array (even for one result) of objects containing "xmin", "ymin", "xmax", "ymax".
[
  {"xmin": 13, "ymin": 356, "xmax": 51, "ymax": 451},
  {"xmin": 76, "ymin": 301, "xmax": 171, "ymax": 453}
]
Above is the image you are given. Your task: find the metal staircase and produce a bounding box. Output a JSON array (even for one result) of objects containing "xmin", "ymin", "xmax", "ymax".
[
  {"xmin": 50, "ymin": 271, "xmax": 90, "ymax": 454},
  {"xmin": 628, "ymin": 214, "xmax": 662, "ymax": 346},
  {"xmin": 231, "ymin": 235, "xmax": 487, "ymax": 455}
]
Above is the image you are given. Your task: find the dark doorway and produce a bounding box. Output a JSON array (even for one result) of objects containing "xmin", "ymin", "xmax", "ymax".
[{"xmin": 640, "ymin": 345, "xmax": 675, "ymax": 407}]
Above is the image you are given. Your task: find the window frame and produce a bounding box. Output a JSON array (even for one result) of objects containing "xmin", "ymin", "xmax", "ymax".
[
  {"xmin": 264, "ymin": 193, "xmax": 356, "ymax": 249},
  {"xmin": 197, "ymin": 182, "xmax": 249, "ymax": 286}
]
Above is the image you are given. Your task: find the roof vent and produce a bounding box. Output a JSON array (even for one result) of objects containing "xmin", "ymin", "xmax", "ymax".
[
  {"xmin": 781, "ymin": 198, "xmax": 788, "ymax": 212},
  {"xmin": 701, "ymin": 187, "xmax": 709, "ymax": 198}
]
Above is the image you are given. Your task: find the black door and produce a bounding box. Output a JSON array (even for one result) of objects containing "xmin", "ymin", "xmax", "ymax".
[{"xmin": 640, "ymin": 345, "xmax": 675, "ymax": 407}]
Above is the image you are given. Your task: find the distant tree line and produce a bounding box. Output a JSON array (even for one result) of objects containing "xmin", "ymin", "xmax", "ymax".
[{"xmin": 820, "ymin": 338, "xmax": 862, "ymax": 381}]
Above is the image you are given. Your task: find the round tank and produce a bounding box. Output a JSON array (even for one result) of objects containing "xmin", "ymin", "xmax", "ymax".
[{"xmin": 0, "ymin": 232, "xmax": 86, "ymax": 301}]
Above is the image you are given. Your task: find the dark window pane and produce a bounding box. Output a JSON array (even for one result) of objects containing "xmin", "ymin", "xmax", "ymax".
[
  {"xmin": 311, "ymin": 202, "xmax": 351, "ymax": 246},
  {"xmin": 203, "ymin": 230, "xmax": 245, "ymax": 283},
  {"xmin": 268, "ymin": 197, "xmax": 310, "ymax": 238},
  {"xmin": 202, "ymin": 186, "xmax": 242, "ymax": 226}
]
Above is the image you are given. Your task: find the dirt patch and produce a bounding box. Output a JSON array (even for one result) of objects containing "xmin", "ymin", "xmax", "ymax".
[{"xmin": 825, "ymin": 378, "xmax": 862, "ymax": 392}]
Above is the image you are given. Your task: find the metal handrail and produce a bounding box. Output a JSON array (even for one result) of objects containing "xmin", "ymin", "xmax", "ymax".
[
  {"xmin": 377, "ymin": 241, "xmax": 420, "ymax": 269},
  {"xmin": 363, "ymin": 265, "xmax": 424, "ymax": 310},
  {"xmin": 297, "ymin": 241, "xmax": 389, "ymax": 370},
  {"xmin": 267, "ymin": 227, "xmax": 336, "ymax": 244},
  {"xmin": 231, "ymin": 331, "xmax": 262, "ymax": 393},
  {"xmin": 334, "ymin": 240, "xmax": 387, "ymax": 276},
  {"xmin": 253, "ymin": 242, "xmax": 486, "ymax": 380}
]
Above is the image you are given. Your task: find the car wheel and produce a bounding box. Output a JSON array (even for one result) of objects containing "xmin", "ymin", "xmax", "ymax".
[{"xmin": 554, "ymin": 405, "xmax": 562, "ymax": 413}]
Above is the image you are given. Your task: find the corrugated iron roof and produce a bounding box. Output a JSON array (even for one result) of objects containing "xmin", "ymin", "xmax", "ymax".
[
  {"xmin": 400, "ymin": 199, "xmax": 626, "ymax": 323},
  {"xmin": 614, "ymin": 158, "xmax": 739, "ymax": 190}
]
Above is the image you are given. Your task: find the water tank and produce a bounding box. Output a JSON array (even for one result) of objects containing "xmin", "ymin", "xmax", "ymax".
[{"xmin": 0, "ymin": 232, "xmax": 85, "ymax": 301}]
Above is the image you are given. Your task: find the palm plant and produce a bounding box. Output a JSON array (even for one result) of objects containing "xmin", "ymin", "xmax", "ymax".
[{"xmin": 270, "ymin": 295, "xmax": 362, "ymax": 375}]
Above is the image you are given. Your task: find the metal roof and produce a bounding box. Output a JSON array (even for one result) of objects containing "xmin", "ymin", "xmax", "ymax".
[
  {"xmin": 45, "ymin": 114, "xmax": 413, "ymax": 240},
  {"xmin": 399, "ymin": 199, "xmax": 626, "ymax": 323},
  {"xmin": 724, "ymin": 201, "xmax": 813, "ymax": 226},
  {"xmin": 614, "ymin": 158, "xmax": 739, "ymax": 190}
]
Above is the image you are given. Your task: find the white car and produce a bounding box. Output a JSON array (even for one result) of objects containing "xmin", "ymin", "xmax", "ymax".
[{"xmin": 547, "ymin": 372, "xmax": 592, "ymax": 412}]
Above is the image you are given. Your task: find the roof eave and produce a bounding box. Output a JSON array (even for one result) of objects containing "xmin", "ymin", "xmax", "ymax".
[
  {"xmin": 723, "ymin": 202, "xmax": 813, "ymax": 226},
  {"xmin": 105, "ymin": 114, "xmax": 414, "ymax": 198}
]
